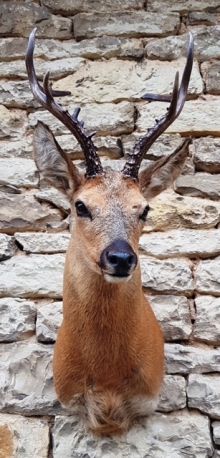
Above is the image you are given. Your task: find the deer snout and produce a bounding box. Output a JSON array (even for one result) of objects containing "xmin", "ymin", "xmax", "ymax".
[{"xmin": 100, "ymin": 239, "xmax": 137, "ymax": 280}]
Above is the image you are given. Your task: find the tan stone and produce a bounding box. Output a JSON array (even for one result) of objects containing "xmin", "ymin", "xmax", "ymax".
[
  {"xmin": 193, "ymin": 137, "xmax": 220, "ymax": 173},
  {"xmin": 57, "ymin": 134, "xmax": 122, "ymax": 159},
  {"xmin": 54, "ymin": 57, "xmax": 202, "ymax": 104},
  {"xmin": 0, "ymin": 80, "xmax": 38, "ymax": 109},
  {"xmin": 122, "ymin": 132, "xmax": 182, "ymax": 159},
  {"xmin": 201, "ymin": 60, "xmax": 220, "ymax": 94},
  {"xmin": 73, "ymin": 12, "xmax": 179, "ymax": 40},
  {"xmin": 42, "ymin": 0, "xmax": 144, "ymax": 14},
  {"xmin": 15, "ymin": 232, "xmax": 70, "ymax": 253},
  {"xmin": 148, "ymin": 1, "xmax": 220, "ymax": 12},
  {"xmin": 176, "ymin": 173, "xmax": 220, "ymax": 200},
  {"xmin": 0, "ymin": 105, "xmax": 27, "ymax": 140},
  {"xmin": 34, "ymin": 188, "xmax": 71, "ymax": 214},
  {"xmin": 0, "ymin": 137, "xmax": 33, "ymax": 159},
  {"xmin": 0, "ymin": 158, "xmax": 37, "ymax": 188}
]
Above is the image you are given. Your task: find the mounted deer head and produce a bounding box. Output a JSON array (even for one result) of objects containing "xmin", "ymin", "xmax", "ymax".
[{"xmin": 26, "ymin": 29, "xmax": 193, "ymax": 435}]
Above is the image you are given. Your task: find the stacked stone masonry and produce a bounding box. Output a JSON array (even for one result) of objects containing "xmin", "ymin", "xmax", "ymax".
[{"xmin": 1, "ymin": 1, "xmax": 220, "ymax": 456}]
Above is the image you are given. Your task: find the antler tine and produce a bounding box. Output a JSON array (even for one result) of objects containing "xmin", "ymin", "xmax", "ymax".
[
  {"xmin": 122, "ymin": 32, "xmax": 194, "ymax": 180},
  {"xmin": 25, "ymin": 28, "xmax": 103, "ymax": 178}
]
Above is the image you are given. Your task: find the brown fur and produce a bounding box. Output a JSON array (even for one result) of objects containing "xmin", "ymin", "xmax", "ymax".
[{"xmin": 34, "ymin": 123, "xmax": 189, "ymax": 435}]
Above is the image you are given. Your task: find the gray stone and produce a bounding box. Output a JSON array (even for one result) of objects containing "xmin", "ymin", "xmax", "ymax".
[
  {"xmin": 0, "ymin": 1, "xmax": 72, "ymax": 39},
  {"xmin": 73, "ymin": 12, "xmax": 179, "ymax": 40},
  {"xmin": 212, "ymin": 421, "xmax": 220, "ymax": 445},
  {"xmin": 0, "ymin": 158, "xmax": 38, "ymax": 188},
  {"xmin": 0, "ymin": 254, "xmax": 64, "ymax": 298},
  {"xmin": 0, "ymin": 105, "xmax": 27, "ymax": 140},
  {"xmin": 136, "ymin": 96, "xmax": 220, "ymax": 136},
  {"xmin": 148, "ymin": 295, "xmax": 192, "ymax": 341},
  {"xmin": 0, "ymin": 298, "xmax": 36, "ymax": 342},
  {"xmin": 201, "ymin": 60, "xmax": 220, "ymax": 94},
  {"xmin": 52, "ymin": 411, "xmax": 213, "ymax": 458},
  {"xmin": 28, "ymin": 102, "xmax": 134, "ymax": 136},
  {"xmin": 144, "ymin": 190, "xmax": 220, "ymax": 232},
  {"xmin": 0, "ymin": 137, "xmax": 33, "ymax": 159},
  {"xmin": 194, "ymin": 296, "xmax": 220, "ymax": 344},
  {"xmin": 139, "ymin": 229, "xmax": 220, "ymax": 259},
  {"xmin": 122, "ymin": 132, "xmax": 183, "ymax": 159},
  {"xmin": 187, "ymin": 374, "xmax": 220, "ymax": 419},
  {"xmin": 140, "ymin": 256, "xmax": 193, "ymax": 295},
  {"xmin": 36, "ymin": 301, "xmax": 62, "ymax": 342},
  {"xmin": 193, "ymin": 137, "xmax": 220, "ymax": 173},
  {"xmin": 0, "ymin": 57, "xmax": 85, "ymax": 80},
  {"xmin": 188, "ymin": 11, "xmax": 218, "ymax": 26},
  {"xmin": 0, "ymin": 234, "xmax": 16, "ymax": 261},
  {"xmin": 157, "ymin": 375, "xmax": 186, "ymax": 412},
  {"xmin": 57, "ymin": 134, "xmax": 122, "ymax": 159},
  {"xmin": 176, "ymin": 173, "xmax": 220, "ymax": 200},
  {"xmin": 53, "ymin": 57, "xmax": 202, "ymax": 104},
  {"xmin": 195, "ymin": 256, "xmax": 220, "ymax": 296},
  {"xmin": 34, "ymin": 188, "xmax": 71, "ymax": 214},
  {"xmin": 15, "ymin": 232, "xmax": 70, "ymax": 254},
  {"xmin": 0, "ymin": 192, "xmax": 62, "ymax": 234},
  {"xmin": 165, "ymin": 343, "xmax": 220, "ymax": 374},
  {"xmin": 148, "ymin": 1, "xmax": 220, "ymax": 13},
  {"xmin": 0, "ymin": 80, "xmax": 38, "ymax": 109},
  {"xmin": 0, "ymin": 413, "xmax": 49, "ymax": 458},
  {"xmin": 0, "ymin": 342, "xmax": 63, "ymax": 415},
  {"xmin": 42, "ymin": 0, "xmax": 144, "ymax": 14},
  {"xmin": 145, "ymin": 27, "xmax": 220, "ymax": 61}
]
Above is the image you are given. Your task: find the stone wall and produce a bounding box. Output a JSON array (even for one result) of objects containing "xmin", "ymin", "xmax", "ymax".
[{"xmin": 1, "ymin": 1, "xmax": 220, "ymax": 457}]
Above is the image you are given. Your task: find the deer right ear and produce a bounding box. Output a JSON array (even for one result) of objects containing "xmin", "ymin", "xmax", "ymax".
[{"xmin": 34, "ymin": 121, "xmax": 82, "ymax": 198}]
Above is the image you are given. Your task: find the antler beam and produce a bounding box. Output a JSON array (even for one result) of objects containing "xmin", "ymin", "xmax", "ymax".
[
  {"xmin": 25, "ymin": 28, "xmax": 103, "ymax": 178},
  {"xmin": 122, "ymin": 32, "xmax": 194, "ymax": 179}
]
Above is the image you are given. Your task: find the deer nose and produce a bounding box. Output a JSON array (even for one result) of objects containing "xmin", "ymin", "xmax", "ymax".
[{"xmin": 100, "ymin": 239, "xmax": 137, "ymax": 277}]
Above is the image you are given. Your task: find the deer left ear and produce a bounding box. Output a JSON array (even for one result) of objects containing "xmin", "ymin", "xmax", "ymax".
[{"xmin": 139, "ymin": 138, "xmax": 191, "ymax": 200}]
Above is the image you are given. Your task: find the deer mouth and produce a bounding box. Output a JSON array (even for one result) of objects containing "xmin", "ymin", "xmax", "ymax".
[{"xmin": 103, "ymin": 272, "xmax": 132, "ymax": 283}]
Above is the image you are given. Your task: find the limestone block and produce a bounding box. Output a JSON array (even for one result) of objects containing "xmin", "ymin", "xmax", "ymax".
[
  {"xmin": 201, "ymin": 60, "xmax": 220, "ymax": 94},
  {"xmin": 195, "ymin": 257, "xmax": 220, "ymax": 295},
  {"xmin": 73, "ymin": 12, "xmax": 179, "ymax": 40},
  {"xmin": 193, "ymin": 137, "xmax": 220, "ymax": 173},
  {"xmin": 53, "ymin": 58, "xmax": 202, "ymax": 104},
  {"xmin": 0, "ymin": 57, "xmax": 85, "ymax": 80},
  {"xmin": 145, "ymin": 26, "xmax": 220, "ymax": 61},
  {"xmin": 52, "ymin": 410, "xmax": 213, "ymax": 458},
  {"xmin": 140, "ymin": 229, "xmax": 220, "ymax": 259},
  {"xmin": 213, "ymin": 421, "xmax": 220, "ymax": 445},
  {"xmin": 0, "ymin": 298, "xmax": 36, "ymax": 342},
  {"xmin": 0, "ymin": 80, "xmax": 38, "ymax": 109},
  {"xmin": 36, "ymin": 301, "xmax": 62, "ymax": 342},
  {"xmin": 0, "ymin": 254, "xmax": 64, "ymax": 298},
  {"xmin": 122, "ymin": 132, "xmax": 182, "ymax": 159},
  {"xmin": 35, "ymin": 188, "xmax": 70, "ymax": 214},
  {"xmin": 55, "ymin": 134, "xmax": 122, "ymax": 159},
  {"xmin": 136, "ymin": 97, "xmax": 220, "ymax": 136},
  {"xmin": 148, "ymin": 295, "xmax": 192, "ymax": 340},
  {"xmin": 0, "ymin": 413, "xmax": 49, "ymax": 458},
  {"xmin": 0, "ymin": 137, "xmax": 33, "ymax": 159},
  {"xmin": 0, "ymin": 192, "xmax": 62, "ymax": 234},
  {"xmin": 144, "ymin": 191, "xmax": 220, "ymax": 232},
  {"xmin": 165, "ymin": 343, "xmax": 220, "ymax": 374},
  {"xmin": 15, "ymin": 232, "xmax": 70, "ymax": 253},
  {"xmin": 188, "ymin": 11, "xmax": 218, "ymax": 26},
  {"xmin": 0, "ymin": 37, "xmax": 28, "ymax": 60},
  {"xmin": 148, "ymin": 1, "xmax": 220, "ymax": 13},
  {"xmin": 188, "ymin": 374, "xmax": 220, "ymax": 419},
  {"xmin": 194, "ymin": 296, "xmax": 220, "ymax": 344},
  {"xmin": 0, "ymin": 158, "xmax": 38, "ymax": 188},
  {"xmin": 0, "ymin": 1, "xmax": 72, "ymax": 39},
  {"xmin": 176, "ymin": 173, "xmax": 220, "ymax": 200},
  {"xmin": 0, "ymin": 342, "xmax": 63, "ymax": 415},
  {"xmin": 157, "ymin": 375, "xmax": 186, "ymax": 412},
  {"xmin": 0, "ymin": 234, "xmax": 16, "ymax": 261},
  {"xmin": 140, "ymin": 256, "xmax": 193, "ymax": 295},
  {"xmin": 0, "ymin": 105, "xmax": 27, "ymax": 140},
  {"xmin": 42, "ymin": 0, "xmax": 144, "ymax": 14},
  {"xmin": 28, "ymin": 102, "xmax": 134, "ymax": 136}
]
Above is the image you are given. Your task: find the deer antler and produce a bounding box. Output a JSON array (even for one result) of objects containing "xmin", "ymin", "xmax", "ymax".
[
  {"xmin": 25, "ymin": 28, "xmax": 103, "ymax": 178},
  {"xmin": 122, "ymin": 32, "xmax": 194, "ymax": 179}
]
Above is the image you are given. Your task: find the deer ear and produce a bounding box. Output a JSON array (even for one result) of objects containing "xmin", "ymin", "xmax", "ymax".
[
  {"xmin": 139, "ymin": 138, "xmax": 190, "ymax": 200},
  {"xmin": 34, "ymin": 121, "xmax": 82, "ymax": 198}
]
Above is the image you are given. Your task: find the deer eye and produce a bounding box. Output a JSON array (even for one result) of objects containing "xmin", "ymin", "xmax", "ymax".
[
  {"xmin": 139, "ymin": 205, "xmax": 150, "ymax": 222},
  {"xmin": 75, "ymin": 201, "xmax": 91, "ymax": 218}
]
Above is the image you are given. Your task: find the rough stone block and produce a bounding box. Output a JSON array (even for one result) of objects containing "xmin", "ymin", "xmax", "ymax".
[
  {"xmin": 73, "ymin": 12, "xmax": 179, "ymax": 40},
  {"xmin": 188, "ymin": 374, "xmax": 220, "ymax": 419},
  {"xmin": 165, "ymin": 343, "xmax": 220, "ymax": 374},
  {"xmin": 157, "ymin": 375, "xmax": 186, "ymax": 412},
  {"xmin": 140, "ymin": 229, "xmax": 220, "ymax": 259},
  {"xmin": 0, "ymin": 413, "xmax": 49, "ymax": 458},
  {"xmin": 193, "ymin": 137, "xmax": 220, "ymax": 173},
  {"xmin": 201, "ymin": 60, "xmax": 220, "ymax": 94},
  {"xmin": 57, "ymin": 134, "xmax": 122, "ymax": 159},
  {"xmin": 0, "ymin": 254, "xmax": 64, "ymax": 298},
  {"xmin": 0, "ymin": 158, "xmax": 37, "ymax": 188},
  {"xmin": 15, "ymin": 232, "xmax": 70, "ymax": 254},
  {"xmin": 194, "ymin": 296, "xmax": 220, "ymax": 344},
  {"xmin": 0, "ymin": 234, "xmax": 16, "ymax": 261},
  {"xmin": 148, "ymin": 1, "xmax": 220, "ymax": 13},
  {"xmin": 0, "ymin": 298, "xmax": 36, "ymax": 342},
  {"xmin": 52, "ymin": 410, "xmax": 213, "ymax": 458},
  {"xmin": 213, "ymin": 421, "xmax": 220, "ymax": 445},
  {"xmin": 140, "ymin": 256, "xmax": 193, "ymax": 295},
  {"xmin": 195, "ymin": 257, "xmax": 220, "ymax": 296},
  {"xmin": 0, "ymin": 137, "xmax": 33, "ymax": 159},
  {"xmin": 0, "ymin": 105, "xmax": 27, "ymax": 140},
  {"xmin": 34, "ymin": 188, "xmax": 71, "ymax": 214},
  {"xmin": 148, "ymin": 295, "xmax": 192, "ymax": 340},
  {"xmin": 123, "ymin": 132, "xmax": 182, "ymax": 159},
  {"xmin": 176, "ymin": 173, "xmax": 220, "ymax": 200},
  {"xmin": 42, "ymin": 0, "xmax": 144, "ymax": 14},
  {"xmin": 36, "ymin": 301, "xmax": 62, "ymax": 342}
]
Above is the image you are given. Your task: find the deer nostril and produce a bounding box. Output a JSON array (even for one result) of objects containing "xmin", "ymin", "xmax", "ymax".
[
  {"xmin": 128, "ymin": 254, "xmax": 135, "ymax": 267},
  {"xmin": 107, "ymin": 253, "xmax": 118, "ymax": 266}
]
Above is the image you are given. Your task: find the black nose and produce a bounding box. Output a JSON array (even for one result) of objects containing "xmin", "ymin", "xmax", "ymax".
[{"xmin": 100, "ymin": 239, "xmax": 137, "ymax": 277}]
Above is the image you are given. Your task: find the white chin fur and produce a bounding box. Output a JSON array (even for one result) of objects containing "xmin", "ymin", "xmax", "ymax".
[{"xmin": 104, "ymin": 273, "xmax": 131, "ymax": 283}]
